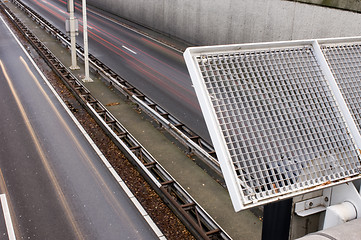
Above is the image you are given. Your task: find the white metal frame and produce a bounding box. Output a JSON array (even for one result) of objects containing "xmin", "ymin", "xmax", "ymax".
[
  {"xmin": 322, "ymin": 183, "xmax": 361, "ymax": 229},
  {"xmin": 184, "ymin": 37, "xmax": 361, "ymax": 211}
]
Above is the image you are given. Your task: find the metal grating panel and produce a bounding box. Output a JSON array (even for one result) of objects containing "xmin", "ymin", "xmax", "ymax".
[
  {"xmin": 184, "ymin": 41, "xmax": 361, "ymax": 211},
  {"xmin": 321, "ymin": 43, "xmax": 361, "ymax": 134}
]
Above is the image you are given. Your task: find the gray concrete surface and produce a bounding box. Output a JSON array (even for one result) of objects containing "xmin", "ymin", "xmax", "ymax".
[{"xmin": 87, "ymin": 0, "xmax": 361, "ymax": 46}]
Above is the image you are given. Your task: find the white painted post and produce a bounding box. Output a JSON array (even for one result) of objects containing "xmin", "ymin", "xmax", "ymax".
[
  {"xmin": 82, "ymin": 0, "xmax": 93, "ymax": 82},
  {"xmin": 69, "ymin": 0, "xmax": 79, "ymax": 70}
]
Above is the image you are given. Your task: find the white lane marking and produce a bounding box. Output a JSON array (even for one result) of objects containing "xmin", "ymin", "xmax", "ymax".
[
  {"xmin": 86, "ymin": 7, "xmax": 183, "ymax": 53},
  {"xmin": 122, "ymin": 45, "xmax": 137, "ymax": 55},
  {"xmin": 39, "ymin": 0, "xmax": 65, "ymax": 14},
  {"xmin": 0, "ymin": 194, "xmax": 16, "ymax": 240}
]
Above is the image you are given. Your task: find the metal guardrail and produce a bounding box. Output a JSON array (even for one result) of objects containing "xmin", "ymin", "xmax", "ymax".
[
  {"xmin": 10, "ymin": 0, "xmax": 221, "ymax": 176},
  {"xmin": 0, "ymin": 1, "xmax": 231, "ymax": 239}
]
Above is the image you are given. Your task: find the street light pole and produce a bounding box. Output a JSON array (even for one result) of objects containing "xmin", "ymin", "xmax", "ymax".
[
  {"xmin": 68, "ymin": 0, "xmax": 79, "ymax": 70},
  {"xmin": 82, "ymin": 0, "xmax": 92, "ymax": 82}
]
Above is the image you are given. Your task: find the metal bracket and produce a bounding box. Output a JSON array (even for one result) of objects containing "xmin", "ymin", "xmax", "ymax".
[
  {"xmin": 295, "ymin": 188, "xmax": 331, "ymax": 217},
  {"xmin": 322, "ymin": 182, "xmax": 361, "ymax": 229}
]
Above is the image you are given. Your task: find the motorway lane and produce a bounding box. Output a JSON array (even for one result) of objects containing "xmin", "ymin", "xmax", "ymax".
[
  {"xmin": 21, "ymin": 0, "xmax": 211, "ymax": 143},
  {"xmin": 0, "ymin": 16, "xmax": 158, "ymax": 239}
]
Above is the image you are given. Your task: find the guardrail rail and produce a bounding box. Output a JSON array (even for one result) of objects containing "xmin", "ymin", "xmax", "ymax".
[{"xmin": 9, "ymin": 0, "xmax": 222, "ymax": 177}]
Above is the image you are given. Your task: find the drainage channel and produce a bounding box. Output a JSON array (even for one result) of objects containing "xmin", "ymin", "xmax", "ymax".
[{"xmin": 0, "ymin": 1, "xmax": 231, "ymax": 239}]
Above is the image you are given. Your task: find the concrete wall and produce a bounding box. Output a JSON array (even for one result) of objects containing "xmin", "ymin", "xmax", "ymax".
[
  {"xmin": 292, "ymin": 0, "xmax": 361, "ymax": 13},
  {"xmin": 88, "ymin": 0, "xmax": 361, "ymax": 46}
]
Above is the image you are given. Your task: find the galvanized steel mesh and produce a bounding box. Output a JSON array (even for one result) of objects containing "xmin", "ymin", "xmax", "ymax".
[
  {"xmin": 321, "ymin": 43, "xmax": 361, "ymax": 134},
  {"xmin": 195, "ymin": 45, "xmax": 361, "ymax": 203}
]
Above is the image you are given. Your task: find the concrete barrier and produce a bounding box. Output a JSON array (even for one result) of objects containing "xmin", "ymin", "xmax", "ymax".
[{"xmin": 87, "ymin": 0, "xmax": 361, "ymax": 46}]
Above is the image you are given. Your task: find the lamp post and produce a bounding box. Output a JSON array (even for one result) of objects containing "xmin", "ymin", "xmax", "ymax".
[
  {"xmin": 82, "ymin": 0, "xmax": 93, "ymax": 82},
  {"xmin": 68, "ymin": 0, "xmax": 79, "ymax": 70}
]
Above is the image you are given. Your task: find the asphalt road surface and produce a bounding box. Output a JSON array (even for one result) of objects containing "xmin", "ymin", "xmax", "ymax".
[
  {"xmin": 0, "ymin": 15, "xmax": 158, "ymax": 240},
  {"xmin": 21, "ymin": 0, "xmax": 211, "ymax": 143}
]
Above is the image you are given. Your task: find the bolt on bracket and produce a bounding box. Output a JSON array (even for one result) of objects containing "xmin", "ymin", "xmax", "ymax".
[{"xmin": 295, "ymin": 188, "xmax": 331, "ymax": 217}]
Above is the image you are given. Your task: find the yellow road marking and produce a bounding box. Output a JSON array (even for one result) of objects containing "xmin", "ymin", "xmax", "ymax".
[{"xmin": 0, "ymin": 59, "xmax": 84, "ymax": 240}]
